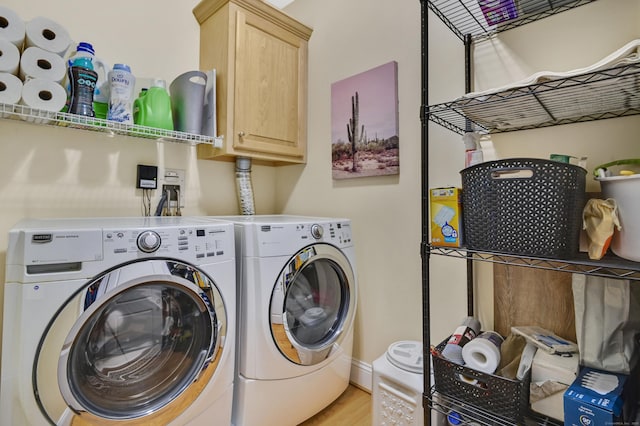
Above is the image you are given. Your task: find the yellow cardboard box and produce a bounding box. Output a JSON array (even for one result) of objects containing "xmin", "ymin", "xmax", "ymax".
[{"xmin": 430, "ymin": 187, "xmax": 462, "ymax": 247}]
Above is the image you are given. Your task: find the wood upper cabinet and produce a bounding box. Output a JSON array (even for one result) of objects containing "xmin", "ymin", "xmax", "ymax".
[{"xmin": 193, "ymin": 0, "xmax": 312, "ymax": 165}]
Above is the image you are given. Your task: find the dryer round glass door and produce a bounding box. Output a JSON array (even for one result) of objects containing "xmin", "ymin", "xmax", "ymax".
[
  {"xmin": 33, "ymin": 259, "xmax": 227, "ymax": 424},
  {"xmin": 270, "ymin": 243, "xmax": 356, "ymax": 365}
]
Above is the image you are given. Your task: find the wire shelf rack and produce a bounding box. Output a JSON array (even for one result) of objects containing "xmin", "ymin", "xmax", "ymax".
[
  {"xmin": 0, "ymin": 102, "xmax": 221, "ymax": 146},
  {"xmin": 428, "ymin": 245, "xmax": 640, "ymax": 280},
  {"xmin": 429, "ymin": 388, "xmax": 563, "ymax": 425},
  {"xmin": 428, "ymin": 0, "xmax": 598, "ymax": 42},
  {"xmin": 425, "ymin": 62, "xmax": 640, "ymax": 134}
]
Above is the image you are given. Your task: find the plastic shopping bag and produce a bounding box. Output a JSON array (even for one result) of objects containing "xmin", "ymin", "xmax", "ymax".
[{"xmin": 572, "ymin": 274, "xmax": 640, "ymax": 374}]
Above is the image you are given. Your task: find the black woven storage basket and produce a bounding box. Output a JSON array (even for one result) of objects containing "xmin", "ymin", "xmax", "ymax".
[
  {"xmin": 433, "ymin": 339, "xmax": 530, "ymax": 422},
  {"xmin": 460, "ymin": 158, "xmax": 586, "ymax": 259}
]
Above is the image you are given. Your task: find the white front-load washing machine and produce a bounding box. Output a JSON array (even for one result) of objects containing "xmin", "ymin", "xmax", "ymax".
[
  {"xmin": 0, "ymin": 217, "xmax": 236, "ymax": 426},
  {"xmin": 220, "ymin": 215, "xmax": 357, "ymax": 426}
]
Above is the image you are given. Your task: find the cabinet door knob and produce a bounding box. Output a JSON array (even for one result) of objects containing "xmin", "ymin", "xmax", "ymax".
[{"xmin": 238, "ymin": 131, "xmax": 245, "ymax": 137}]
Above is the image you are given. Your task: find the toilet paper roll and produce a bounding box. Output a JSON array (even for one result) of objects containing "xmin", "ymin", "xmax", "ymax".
[
  {"xmin": 0, "ymin": 39, "xmax": 21, "ymax": 75},
  {"xmin": 462, "ymin": 331, "xmax": 503, "ymax": 374},
  {"xmin": 0, "ymin": 72, "xmax": 23, "ymax": 118},
  {"xmin": 20, "ymin": 46, "xmax": 67, "ymax": 83},
  {"xmin": 25, "ymin": 16, "xmax": 72, "ymax": 57},
  {"xmin": 0, "ymin": 6, "xmax": 26, "ymax": 48},
  {"xmin": 20, "ymin": 77, "xmax": 66, "ymax": 123}
]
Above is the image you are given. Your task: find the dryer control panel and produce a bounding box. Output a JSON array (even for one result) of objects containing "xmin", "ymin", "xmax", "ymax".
[{"xmin": 250, "ymin": 220, "xmax": 353, "ymax": 257}]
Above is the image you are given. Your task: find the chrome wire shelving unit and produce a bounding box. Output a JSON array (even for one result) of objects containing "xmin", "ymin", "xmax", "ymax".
[
  {"xmin": 429, "ymin": 245, "xmax": 640, "ymax": 281},
  {"xmin": 425, "ymin": 62, "xmax": 640, "ymax": 134},
  {"xmin": 418, "ymin": 0, "xmax": 635, "ymax": 425},
  {"xmin": 0, "ymin": 102, "xmax": 222, "ymax": 146},
  {"xmin": 427, "ymin": 0, "xmax": 597, "ymax": 42}
]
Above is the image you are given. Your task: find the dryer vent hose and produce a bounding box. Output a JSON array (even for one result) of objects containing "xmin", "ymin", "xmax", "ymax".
[{"xmin": 235, "ymin": 157, "xmax": 255, "ymax": 215}]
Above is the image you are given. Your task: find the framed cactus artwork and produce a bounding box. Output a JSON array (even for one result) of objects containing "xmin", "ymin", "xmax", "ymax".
[{"xmin": 331, "ymin": 61, "xmax": 399, "ymax": 179}]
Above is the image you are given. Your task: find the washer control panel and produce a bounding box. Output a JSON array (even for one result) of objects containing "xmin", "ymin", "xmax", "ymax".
[{"xmin": 102, "ymin": 224, "xmax": 233, "ymax": 263}]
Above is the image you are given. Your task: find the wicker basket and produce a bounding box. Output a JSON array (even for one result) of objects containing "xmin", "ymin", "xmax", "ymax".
[
  {"xmin": 460, "ymin": 158, "xmax": 586, "ymax": 258},
  {"xmin": 433, "ymin": 339, "xmax": 530, "ymax": 421}
]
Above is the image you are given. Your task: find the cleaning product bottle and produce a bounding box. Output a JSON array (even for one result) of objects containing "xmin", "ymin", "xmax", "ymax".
[
  {"xmin": 133, "ymin": 79, "xmax": 173, "ymax": 130},
  {"xmin": 107, "ymin": 64, "xmax": 135, "ymax": 124},
  {"xmin": 66, "ymin": 42, "xmax": 109, "ymax": 118},
  {"xmin": 67, "ymin": 56, "xmax": 98, "ymax": 117}
]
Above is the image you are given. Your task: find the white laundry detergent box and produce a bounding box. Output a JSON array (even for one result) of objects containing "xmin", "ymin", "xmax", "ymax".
[
  {"xmin": 564, "ymin": 366, "xmax": 639, "ymax": 426},
  {"xmin": 430, "ymin": 187, "xmax": 462, "ymax": 247}
]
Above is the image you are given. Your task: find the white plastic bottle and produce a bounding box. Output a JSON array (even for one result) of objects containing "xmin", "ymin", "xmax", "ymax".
[{"xmin": 107, "ymin": 64, "xmax": 136, "ymax": 124}]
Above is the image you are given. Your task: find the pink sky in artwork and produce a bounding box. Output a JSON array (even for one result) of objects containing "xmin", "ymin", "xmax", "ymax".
[{"xmin": 331, "ymin": 61, "xmax": 398, "ymax": 145}]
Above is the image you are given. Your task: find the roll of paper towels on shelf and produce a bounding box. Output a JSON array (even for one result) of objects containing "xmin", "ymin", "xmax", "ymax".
[
  {"xmin": 20, "ymin": 78, "xmax": 66, "ymax": 123},
  {"xmin": 0, "ymin": 39, "xmax": 21, "ymax": 75},
  {"xmin": 461, "ymin": 331, "xmax": 504, "ymax": 374},
  {"xmin": 0, "ymin": 73, "xmax": 23, "ymax": 117},
  {"xmin": 0, "ymin": 6, "xmax": 26, "ymax": 48},
  {"xmin": 19, "ymin": 46, "xmax": 67, "ymax": 83},
  {"xmin": 25, "ymin": 16, "xmax": 72, "ymax": 57}
]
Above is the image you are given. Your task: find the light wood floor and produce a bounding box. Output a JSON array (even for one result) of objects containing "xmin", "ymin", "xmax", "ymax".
[{"xmin": 299, "ymin": 384, "xmax": 372, "ymax": 425}]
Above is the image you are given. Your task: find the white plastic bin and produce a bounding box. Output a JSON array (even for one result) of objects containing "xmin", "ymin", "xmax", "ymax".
[{"xmin": 373, "ymin": 340, "xmax": 435, "ymax": 426}]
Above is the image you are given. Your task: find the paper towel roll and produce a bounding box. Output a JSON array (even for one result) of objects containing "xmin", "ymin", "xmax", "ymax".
[
  {"xmin": 20, "ymin": 46, "xmax": 67, "ymax": 83},
  {"xmin": 20, "ymin": 78, "xmax": 66, "ymax": 123},
  {"xmin": 0, "ymin": 39, "xmax": 20, "ymax": 75},
  {"xmin": 0, "ymin": 72, "xmax": 23, "ymax": 118},
  {"xmin": 25, "ymin": 16, "xmax": 72, "ymax": 57},
  {"xmin": 462, "ymin": 331, "xmax": 503, "ymax": 374},
  {"xmin": 0, "ymin": 6, "xmax": 26, "ymax": 48}
]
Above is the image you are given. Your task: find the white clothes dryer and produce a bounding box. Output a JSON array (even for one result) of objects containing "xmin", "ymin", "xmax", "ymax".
[
  {"xmin": 0, "ymin": 217, "xmax": 236, "ymax": 426},
  {"xmin": 220, "ymin": 215, "xmax": 357, "ymax": 426}
]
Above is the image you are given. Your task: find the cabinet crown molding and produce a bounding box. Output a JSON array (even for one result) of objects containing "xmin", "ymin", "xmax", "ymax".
[{"xmin": 193, "ymin": 0, "xmax": 312, "ymax": 40}]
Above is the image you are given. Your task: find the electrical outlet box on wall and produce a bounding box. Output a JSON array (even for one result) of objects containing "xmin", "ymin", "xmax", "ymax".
[{"xmin": 158, "ymin": 168, "xmax": 185, "ymax": 211}]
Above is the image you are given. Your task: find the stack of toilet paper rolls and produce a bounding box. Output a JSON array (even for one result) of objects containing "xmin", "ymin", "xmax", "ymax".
[{"xmin": 0, "ymin": 6, "xmax": 71, "ymax": 122}]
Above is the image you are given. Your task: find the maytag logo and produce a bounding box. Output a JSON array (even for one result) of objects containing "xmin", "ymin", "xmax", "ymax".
[{"xmin": 32, "ymin": 234, "xmax": 53, "ymax": 243}]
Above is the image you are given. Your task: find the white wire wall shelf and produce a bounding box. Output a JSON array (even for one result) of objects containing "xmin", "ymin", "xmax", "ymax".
[
  {"xmin": 425, "ymin": 62, "xmax": 640, "ymax": 134},
  {"xmin": 0, "ymin": 102, "xmax": 222, "ymax": 146},
  {"xmin": 428, "ymin": 0, "xmax": 597, "ymax": 42},
  {"xmin": 428, "ymin": 244, "xmax": 640, "ymax": 280}
]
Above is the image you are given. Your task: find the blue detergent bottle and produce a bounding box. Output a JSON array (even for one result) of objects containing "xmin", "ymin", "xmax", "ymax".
[{"xmin": 67, "ymin": 56, "xmax": 98, "ymax": 117}]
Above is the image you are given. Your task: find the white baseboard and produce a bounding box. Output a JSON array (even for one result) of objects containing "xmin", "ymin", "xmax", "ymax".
[{"xmin": 349, "ymin": 358, "xmax": 372, "ymax": 392}]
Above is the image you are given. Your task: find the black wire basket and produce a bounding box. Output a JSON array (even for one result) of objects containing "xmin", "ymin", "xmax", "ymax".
[
  {"xmin": 460, "ymin": 158, "xmax": 586, "ymax": 259},
  {"xmin": 433, "ymin": 338, "xmax": 531, "ymax": 422}
]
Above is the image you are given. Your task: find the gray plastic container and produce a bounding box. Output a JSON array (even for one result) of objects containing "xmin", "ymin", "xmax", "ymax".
[{"xmin": 169, "ymin": 70, "xmax": 207, "ymax": 133}]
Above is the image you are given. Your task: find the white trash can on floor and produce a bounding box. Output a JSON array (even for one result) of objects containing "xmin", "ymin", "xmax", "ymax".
[{"xmin": 372, "ymin": 340, "xmax": 426, "ymax": 426}]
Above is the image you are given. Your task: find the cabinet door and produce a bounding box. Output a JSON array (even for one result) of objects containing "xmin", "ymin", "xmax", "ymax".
[{"xmin": 233, "ymin": 8, "xmax": 307, "ymax": 162}]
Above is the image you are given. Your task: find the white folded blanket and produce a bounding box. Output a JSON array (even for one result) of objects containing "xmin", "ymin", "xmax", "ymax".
[{"xmin": 464, "ymin": 39, "xmax": 640, "ymax": 98}]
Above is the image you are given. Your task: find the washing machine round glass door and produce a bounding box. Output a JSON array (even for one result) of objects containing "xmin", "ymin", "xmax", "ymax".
[
  {"xmin": 33, "ymin": 259, "xmax": 227, "ymax": 425},
  {"xmin": 270, "ymin": 243, "xmax": 356, "ymax": 366}
]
